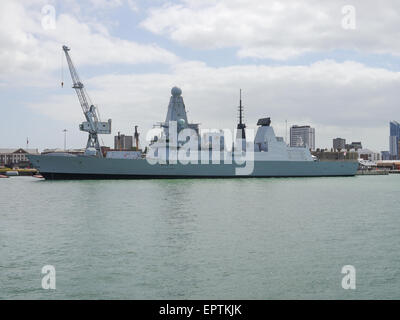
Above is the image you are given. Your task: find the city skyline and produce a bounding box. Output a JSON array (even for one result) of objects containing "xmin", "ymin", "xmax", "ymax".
[{"xmin": 2, "ymin": 1, "xmax": 400, "ymax": 152}]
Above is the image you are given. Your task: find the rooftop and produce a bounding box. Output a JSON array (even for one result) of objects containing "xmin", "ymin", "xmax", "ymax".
[{"xmin": 0, "ymin": 148, "xmax": 39, "ymax": 154}]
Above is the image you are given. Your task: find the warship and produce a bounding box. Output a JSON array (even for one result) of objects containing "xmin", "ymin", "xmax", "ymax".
[{"xmin": 27, "ymin": 47, "xmax": 358, "ymax": 179}]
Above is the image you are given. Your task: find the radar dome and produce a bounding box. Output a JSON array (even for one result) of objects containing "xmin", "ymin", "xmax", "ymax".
[
  {"xmin": 171, "ymin": 87, "xmax": 182, "ymax": 97},
  {"xmin": 178, "ymin": 118, "xmax": 186, "ymax": 127}
]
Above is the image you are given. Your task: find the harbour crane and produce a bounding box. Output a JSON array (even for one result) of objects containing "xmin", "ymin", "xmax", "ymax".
[{"xmin": 62, "ymin": 45, "xmax": 111, "ymax": 157}]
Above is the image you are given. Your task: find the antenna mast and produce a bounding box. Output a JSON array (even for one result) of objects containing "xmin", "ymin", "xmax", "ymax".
[
  {"xmin": 235, "ymin": 89, "xmax": 247, "ymax": 152},
  {"xmin": 237, "ymin": 89, "xmax": 246, "ymax": 140}
]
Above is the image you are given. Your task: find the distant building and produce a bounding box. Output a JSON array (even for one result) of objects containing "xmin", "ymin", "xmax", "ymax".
[
  {"xmin": 114, "ymin": 133, "xmax": 133, "ymax": 150},
  {"xmin": 398, "ymin": 140, "xmax": 400, "ymax": 160},
  {"xmin": 381, "ymin": 151, "xmax": 390, "ymax": 160},
  {"xmin": 358, "ymin": 149, "xmax": 380, "ymax": 162},
  {"xmin": 333, "ymin": 138, "xmax": 346, "ymax": 151},
  {"xmin": 345, "ymin": 141, "xmax": 362, "ymax": 151},
  {"xmin": 290, "ymin": 125, "xmax": 315, "ymax": 150},
  {"xmin": 389, "ymin": 121, "xmax": 400, "ymax": 159},
  {"xmin": 0, "ymin": 148, "xmax": 39, "ymax": 167}
]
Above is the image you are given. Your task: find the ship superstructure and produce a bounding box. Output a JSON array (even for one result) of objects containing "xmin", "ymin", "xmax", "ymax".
[{"xmin": 146, "ymin": 87, "xmax": 313, "ymax": 164}]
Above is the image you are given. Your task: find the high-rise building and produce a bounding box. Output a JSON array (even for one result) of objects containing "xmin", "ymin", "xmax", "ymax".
[
  {"xmin": 381, "ymin": 151, "xmax": 390, "ymax": 160},
  {"xmin": 290, "ymin": 125, "xmax": 315, "ymax": 150},
  {"xmin": 389, "ymin": 121, "xmax": 400, "ymax": 160},
  {"xmin": 333, "ymin": 138, "xmax": 346, "ymax": 151}
]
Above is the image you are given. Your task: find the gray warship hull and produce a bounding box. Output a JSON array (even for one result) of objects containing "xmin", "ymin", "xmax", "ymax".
[{"xmin": 28, "ymin": 155, "xmax": 358, "ymax": 180}]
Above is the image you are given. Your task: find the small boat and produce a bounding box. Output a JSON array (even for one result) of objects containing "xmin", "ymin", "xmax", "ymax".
[
  {"xmin": 0, "ymin": 174, "xmax": 10, "ymax": 178},
  {"xmin": 33, "ymin": 174, "xmax": 44, "ymax": 179}
]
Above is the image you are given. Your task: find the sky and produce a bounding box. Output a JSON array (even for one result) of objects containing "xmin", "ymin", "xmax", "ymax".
[{"xmin": 1, "ymin": 0, "xmax": 400, "ymax": 152}]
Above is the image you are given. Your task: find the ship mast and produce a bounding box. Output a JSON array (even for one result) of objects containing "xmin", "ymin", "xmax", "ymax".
[{"xmin": 236, "ymin": 89, "xmax": 246, "ymax": 150}]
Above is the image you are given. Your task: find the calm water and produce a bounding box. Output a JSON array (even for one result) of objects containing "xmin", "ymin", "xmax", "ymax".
[{"xmin": 0, "ymin": 175, "xmax": 399, "ymax": 299}]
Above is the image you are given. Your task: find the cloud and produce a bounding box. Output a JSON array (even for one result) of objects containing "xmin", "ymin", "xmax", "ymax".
[
  {"xmin": 0, "ymin": 0, "xmax": 178, "ymax": 83},
  {"xmin": 141, "ymin": 0, "xmax": 400, "ymax": 60},
  {"xmin": 28, "ymin": 60, "xmax": 400, "ymax": 151},
  {"xmin": 88, "ymin": 0, "xmax": 123, "ymax": 9}
]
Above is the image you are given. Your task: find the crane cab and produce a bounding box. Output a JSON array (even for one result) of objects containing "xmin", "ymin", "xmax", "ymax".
[{"xmin": 79, "ymin": 119, "xmax": 112, "ymax": 134}]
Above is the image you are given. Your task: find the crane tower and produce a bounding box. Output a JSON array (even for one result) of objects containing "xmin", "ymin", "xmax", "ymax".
[{"xmin": 62, "ymin": 45, "xmax": 111, "ymax": 157}]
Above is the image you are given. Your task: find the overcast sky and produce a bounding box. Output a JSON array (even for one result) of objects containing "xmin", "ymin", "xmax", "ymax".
[{"xmin": 1, "ymin": 0, "xmax": 400, "ymax": 151}]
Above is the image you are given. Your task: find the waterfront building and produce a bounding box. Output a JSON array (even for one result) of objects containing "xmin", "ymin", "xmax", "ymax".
[
  {"xmin": 389, "ymin": 121, "xmax": 400, "ymax": 159},
  {"xmin": 0, "ymin": 148, "xmax": 39, "ymax": 167},
  {"xmin": 333, "ymin": 138, "xmax": 346, "ymax": 151},
  {"xmin": 376, "ymin": 160, "xmax": 400, "ymax": 170},
  {"xmin": 358, "ymin": 149, "xmax": 380, "ymax": 162},
  {"xmin": 290, "ymin": 125, "xmax": 315, "ymax": 150},
  {"xmin": 114, "ymin": 133, "xmax": 133, "ymax": 150}
]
